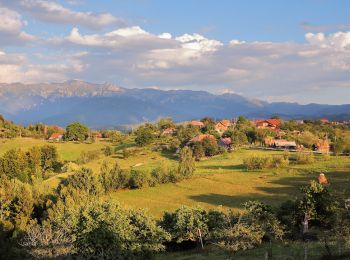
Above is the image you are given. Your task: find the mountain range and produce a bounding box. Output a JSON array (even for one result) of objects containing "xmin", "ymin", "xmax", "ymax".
[{"xmin": 1, "ymin": 80, "xmax": 349, "ymax": 128}]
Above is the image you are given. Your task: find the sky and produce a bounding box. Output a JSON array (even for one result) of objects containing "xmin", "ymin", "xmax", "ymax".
[{"xmin": 1, "ymin": 0, "xmax": 350, "ymax": 104}]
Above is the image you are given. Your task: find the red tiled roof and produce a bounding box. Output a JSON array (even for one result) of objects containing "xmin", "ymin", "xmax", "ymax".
[
  {"xmin": 215, "ymin": 119, "xmax": 231, "ymax": 131},
  {"xmin": 50, "ymin": 133, "xmax": 63, "ymax": 139},
  {"xmin": 190, "ymin": 121, "xmax": 205, "ymax": 127},
  {"xmin": 190, "ymin": 134, "xmax": 216, "ymax": 143},
  {"xmin": 255, "ymin": 119, "xmax": 282, "ymax": 127}
]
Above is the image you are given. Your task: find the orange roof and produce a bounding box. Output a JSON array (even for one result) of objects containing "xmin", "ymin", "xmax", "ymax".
[
  {"xmin": 189, "ymin": 120, "xmax": 205, "ymax": 127},
  {"xmin": 190, "ymin": 134, "xmax": 216, "ymax": 143},
  {"xmin": 255, "ymin": 119, "xmax": 282, "ymax": 127},
  {"xmin": 215, "ymin": 119, "xmax": 231, "ymax": 131},
  {"xmin": 50, "ymin": 133, "xmax": 63, "ymax": 139},
  {"xmin": 320, "ymin": 119, "xmax": 329, "ymax": 123}
]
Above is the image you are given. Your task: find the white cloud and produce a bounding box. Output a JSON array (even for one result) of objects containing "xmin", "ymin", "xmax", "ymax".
[
  {"xmin": 0, "ymin": 0, "xmax": 124, "ymax": 29},
  {"xmin": 175, "ymin": 33, "xmax": 223, "ymax": 52},
  {"xmin": 305, "ymin": 31, "xmax": 350, "ymax": 50},
  {"xmin": 0, "ymin": 7, "xmax": 36, "ymax": 46}
]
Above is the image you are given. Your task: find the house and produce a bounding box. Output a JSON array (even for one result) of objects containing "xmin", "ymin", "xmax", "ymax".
[
  {"xmin": 162, "ymin": 127, "xmax": 176, "ymax": 135},
  {"xmin": 219, "ymin": 137, "xmax": 232, "ymax": 149},
  {"xmin": 189, "ymin": 120, "xmax": 205, "ymax": 128},
  {"xmin": 265, "ymin": 138, "xmax": 297, "ymax": 150},
  {"xmin": 215, "ymin": 119, "xmax": 232, "ymax": 134},
  {"xmin": 49, "ymin": 133, "xmax": 63, "ymax": 142},
  {"xmin": 320, "ymin": 119, "xmax": 329, "ymax": 124},
  {"xmin": 189, "ymin": 134, "xmax": 216, "ymax": 143},
  {"xmin": 313, "ymin": 139, "xmax": 330, "ymax": 153},
  {"xmin": 255, "ymin": 119, "xmax": 282, "ymax": 129}
]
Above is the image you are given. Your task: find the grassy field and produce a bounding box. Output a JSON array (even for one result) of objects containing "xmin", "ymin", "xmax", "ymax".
[
  {"xmin": 110, "ymin": 150, "xmax": 350, "ymax": 217},
  {"xmin": 0, "ymin": 137, "xmax": 108, "ymax": 161},
  {"xmin": 1, "ymin": 138, "xmax": 350, "ymax": 218}
]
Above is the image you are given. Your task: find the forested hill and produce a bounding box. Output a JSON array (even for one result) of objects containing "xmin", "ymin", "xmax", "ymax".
[{"xmin": 1, "ymin": 80, "xmax": 350, "ymax": 127}]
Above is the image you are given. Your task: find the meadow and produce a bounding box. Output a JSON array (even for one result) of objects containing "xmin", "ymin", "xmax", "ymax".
[{"xmin": 1, "ymin": 137, "xmax": 349, "ymax": 218}]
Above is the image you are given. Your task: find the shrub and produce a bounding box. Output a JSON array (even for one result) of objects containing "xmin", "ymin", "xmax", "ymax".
[
  {"xmin": 99, "ymin": 162, "xmax": 131, "ymax": 191},
  {"xmin": 271, "ymin": 156, "xmax": 289, "ymax": 168},
  {"xmin": 161, "ymin": 206, "xmax": 209, "ymax": 243},
  {"xmin": 243, "ymin": 155, "xmax": 272, "ymax": 170},
  {"xmin": 103, "ymin": 146, "xmax": 113, "ymax": 156},
  {"xmin": 129, "ymin": 169, "xmax": 152, "ymax": 189},
  {"xmin": 77, "ymin": 150, "xmax": 100, "ymax": 164},
  {"xmin": 296, "ymin": 152, "xmax": 315, "ymax": 164},
  {"xmin": 61, "ymin": 162, "xmax": 80, "ymax": 173},
  {"xmin": 322, "ymin": 153, "xmax": 331, "ymax": 161}
]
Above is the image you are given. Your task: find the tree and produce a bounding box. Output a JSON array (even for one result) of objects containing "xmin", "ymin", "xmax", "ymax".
[
  {"xmin": 74, "ymin": 201, "xmax": 170, "ymax": 258},
  {"xmin": 0, "ymin": 149, "xmax": 29, "ymax": 182},
  {"xmin": 216, "ymin": 223, "xmax": 263, "ymax": 258},
  {"xmin": 178, "ymin": 147, "xmax": 195, "ymax": 178},
  {"xmin": 193, "ymin": 142, "xmax": 205, "ymax": 160},
  {"xmin": 333, "ymin": 137, "xmax": 346, "ymax": 155},
  {"xmin": 65, "ymin": 122, "xmax": 89, "ymax": 141},
  {"xmin": 161, "ymin": 206, "xmax": 209, "ymax": 243},
  {"xmin": 134, "ymin": 123, "xmax": 157, "ymax": 146},
  {"xmin": 40, "ymin": 145, "xmax": 59, "ymax": 172},
  {"xmin": 103, "ymin": 146, "xmax": 112, "ymax": 156},
  {"xmin": 202, "ymin": 138, "xmax": 219, "ymax": 156},
  {"xmin": 177, "ymin": 125, "xmax": 200, "ymax": 145},
  {"xmin": 231, "ymin": 130, "xmax": 249, "ymax": 148},
  {"xmin": 99, "ymin": 162, "xmax": 130, "ymax": 191},
  {"xmin": 26, "ymin": 146, "xmax": 42, "ymax": 182},
  {"xmin": 157, "ymin": 117, "xmax": 175, "ymax": 130}
]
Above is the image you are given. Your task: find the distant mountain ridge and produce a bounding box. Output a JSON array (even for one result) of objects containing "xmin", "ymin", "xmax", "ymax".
[{"xmin": 0, "ymin": 80, "xmax": 349, "ymax": 128}]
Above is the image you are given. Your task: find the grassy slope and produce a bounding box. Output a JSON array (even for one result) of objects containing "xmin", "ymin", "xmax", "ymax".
[
  {"xmin": 0, "ymin": 137, "xmax": 107, "ymax": 161},
  {"xmin": 1, "ymin": 138, "xmax": 350, "ymax": 219},
  {"xmin": 111, "ymin": 150, "xmax": 350, "ymax": 217}
]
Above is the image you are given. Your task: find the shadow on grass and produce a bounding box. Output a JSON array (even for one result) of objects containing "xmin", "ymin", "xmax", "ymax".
[
  {"xmin": 160, "ymin": 150, "xmax": 178, "ymax": 161},
  {"xmin": 189, "ymin": 170, "xmax": 350, "ymax": 208}
]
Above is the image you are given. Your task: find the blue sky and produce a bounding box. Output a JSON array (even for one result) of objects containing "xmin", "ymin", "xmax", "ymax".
[{"xmin": 1, "ymin": 0, "xmax": 350, "ymax": 104}]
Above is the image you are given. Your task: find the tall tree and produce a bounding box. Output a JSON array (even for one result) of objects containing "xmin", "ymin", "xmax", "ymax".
[
  {"xmin": 65, "ymin": 122, "xmax": 89, "ymax": 141},
  {"xmin": 178, "ymin": 147, "xmax": 195, "ymax": 178}
]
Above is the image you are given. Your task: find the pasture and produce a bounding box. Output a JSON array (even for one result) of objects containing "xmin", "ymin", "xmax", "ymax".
[{"xmin": 1, "ymin": 138, "xmax": 350, "ymax": 218}]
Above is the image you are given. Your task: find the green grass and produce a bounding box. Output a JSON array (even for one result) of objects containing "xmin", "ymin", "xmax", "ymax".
[
  {"xmin": 110, "ymin": 149, "xmax": 350, "ymax": 217},
  {"xmin": 1, "ymin": 138, "xmax": 350, "ymax": 219},
  {"xmin": 157, "ymin": 241, "xmax": 350, "ymax": 260},
  {"xmin": 0, "ymin": 137, "xmax": 108, "ymax": 161}
]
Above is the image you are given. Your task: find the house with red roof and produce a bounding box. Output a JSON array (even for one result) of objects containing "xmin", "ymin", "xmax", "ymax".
[
  {"xmin": 215, "ymin": 119, "xmax": 232, "ymax": 134},
  {"xmin": 49, "ymin": 133, "xmax": 63, "ymax": 142},
  {"xmin": 255, "ymin": 119, "xmax": 282, "ymax": 130}
]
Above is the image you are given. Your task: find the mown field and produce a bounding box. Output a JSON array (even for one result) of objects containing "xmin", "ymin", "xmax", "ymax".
[{"xmin": 1, "ymin": 137, "xmax": 349, "ymax": 218}]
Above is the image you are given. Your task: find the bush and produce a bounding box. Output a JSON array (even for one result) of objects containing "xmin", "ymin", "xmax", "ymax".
[
  {"xmin": 271, "ymin": 156, "xmax": 289, "ymax": 168},
  {"xmin": 129, "ymin": 169, "xmax": 152, "ymax": 189},
  {"xmin": 77, "ymin": 150, "xmax": 100, "ymax": 164},
  {"xmin": 161, "ymin": 206, "xmax": 209, "ymax": 243},
  {"xmin": 103, "ymin": 146, "xmax": 113, "ymax": 156},
  {"xmin": 295, "ymin": 152, "xmax": 315, "ymax": 164},
  {"xmin": 243, "ymin": 155, "xmax": 272, "ymax": 170}
]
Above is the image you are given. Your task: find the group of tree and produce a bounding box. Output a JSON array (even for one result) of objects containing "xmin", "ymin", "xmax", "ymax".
[{"xmin": 0, "ymin": 145, "xmax": 60, "ymax": 183}]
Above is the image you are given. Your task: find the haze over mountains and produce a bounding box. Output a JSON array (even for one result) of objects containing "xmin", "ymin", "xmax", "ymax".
[{"xmin": 0, "ymin": 80, "xmax": 349, "ymax": 128}]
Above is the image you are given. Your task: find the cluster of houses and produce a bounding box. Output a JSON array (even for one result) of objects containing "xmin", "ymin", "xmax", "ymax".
[{"xmin": 162, "ymin": 118, "xmax": 332, "ymax": 153}]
